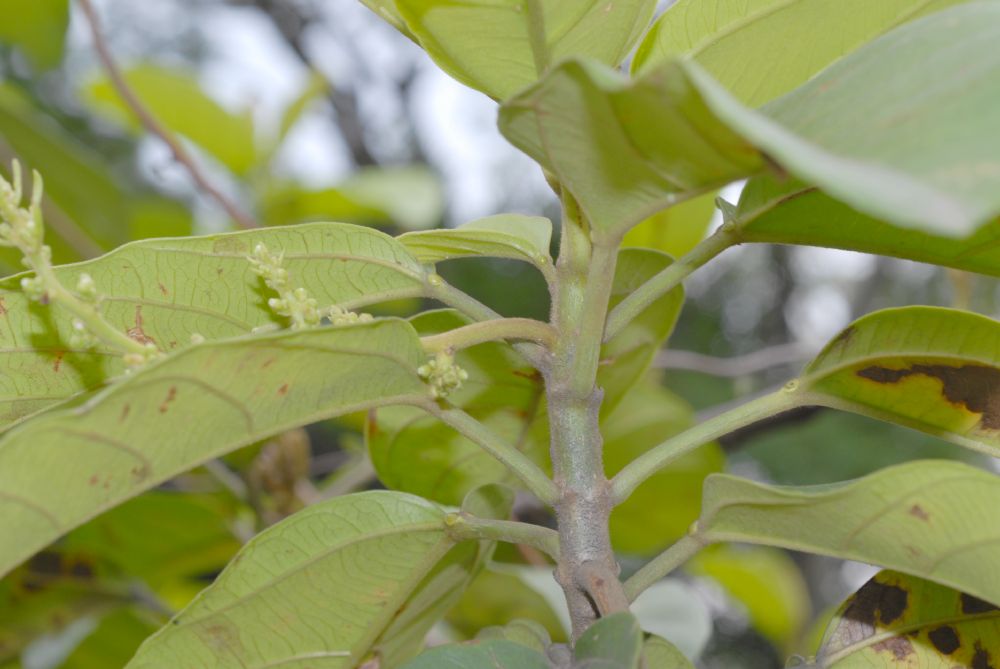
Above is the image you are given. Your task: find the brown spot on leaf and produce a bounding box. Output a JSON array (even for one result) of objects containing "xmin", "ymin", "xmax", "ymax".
[
  {"xmin": 843, "ymin": 579, "xmax": 909, "ymax": 631},
  {"xmin": 856, "ymin": 363, "xmax": 1000, "ymax": 429},
  {"xmin": 159, "ymin": 386, "xmax": 177, "ymax": 413},
  {"xmin": 277, "ymin": 383, "xmax": 289, "ymax": 396},
  {"xmin": 0, "ymin": 297, "xmax": 6, "ymax": 315},
  {"xmin": 67, "ymin": 560, "xmax": 94, "ymax": 580},
  {"xmin": 52, "ymin": 352, "xmax": 63, "ymax": 373},
  {"xmin": 872, "ymin": 637, "xmax": 914, "ymax": 660},
  {"xmin": 909, "ymin": 504, "xmax": 930, "ymax": 521},
  {"xmin": 88, "ymin": 474, "xmax": 99, "ymax": 486},
  {"xmin": 928, "ymin": 626, "xmax": 960, "ymax": 655},
  {"xmin": 261, "ymin": 357, "xmax": 276, "ymax": 369},
  {"xmin": 127, "ymin": 306, "xmax": 156, "ymax": 346},
  {"xmin": 158, "ymin": 282, "xmax": 168, "ymax": 296},
  {"xmin": 974, "ymin": 642, "xmax": 996, "ymax": 669},
  {"xmin": 120, "ymin": 404, "xmax": 130, "ymax": 422},
  {"xmin": 832, "ymin": 326, "xmax": 856, "ymax": 348},
  {"xmin": 962, "ymin": 593, "xmax": 1000, "ymax": 614}
]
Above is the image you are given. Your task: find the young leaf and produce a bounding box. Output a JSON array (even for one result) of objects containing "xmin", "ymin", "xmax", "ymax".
[
  {"xmin": 574, "ymin": 611, "xmax": 643, "ymax": 668},
  {"xmin": 632, "ymin": 0, "xmax": 970, "ymax": 107},
  {"xmin": 83, "ymin": 65, "xmax": 258, "ymax": 175},
  {"xmin": 0, "ymin": 222, "xmax": 427, "ymax": 429},
  {"xmin": 400, "ymin": 214, "xmax": 554, "ymax": 272},
  {"xmin": 0, "ymin": 319, "xmax": 430, "ymax": 579},
  {"xmin": 816, "ymin": 570, "xmax": 1000, "ymax": 668},
  {"xmin": 125, "ymin": 491, "xmax": 488, "ymax": 669},
  {"xmin": 399, "ymin": 639, "xmax": 552, "ymax": 669},
  {"xmin": 735, "ymin": 178, "xmax": 1000, "ymax": 276},
  {"xmin": 798, "ymin": 307, "xmax": 1000, "ymax": 459},
  {"xmin": 392, "ymin": 0, "xmax": 657, "ymax": 100},
  {"xmin": 0, "ymin": 0, "xmax": 69, "ymax": 70},
  {"xmin": 368, "ymin": 310, "xmax": 547, "ymax": 506},
  {"xmin": 697, "ymin": 460, "xmax": 1000, "ymax": 607}
]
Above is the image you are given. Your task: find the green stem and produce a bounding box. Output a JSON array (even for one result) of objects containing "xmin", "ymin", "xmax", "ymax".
[
  {"xmin": 604, "ymin": 223, "xmax": 740, "ymax": 342},
  {"xmin": 420, "ymin": 318, "xmax": 557, "ymax": 353},
  {"xmin": 611, "ymin": 388, "xmax": 801, "ymax": 504},
  {"xmin": 446, "ymin": 514, "xmax": 560, "ymax": 561},
  {"xmin": 427, "ymin": 404, "xmax": 558, "ymax": 506},
  {"xmin": 623, "ymin": 535, "xmax": 705, "ymax": 601}
]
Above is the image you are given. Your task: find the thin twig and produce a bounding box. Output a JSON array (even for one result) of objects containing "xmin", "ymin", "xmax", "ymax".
[
  {"xmin": 654, "ymin": 342, "xmax": 814, "ymax": 377},
  {"xmin": 77, "ymin": 0, "xmax": 259, "ymax": 229}
]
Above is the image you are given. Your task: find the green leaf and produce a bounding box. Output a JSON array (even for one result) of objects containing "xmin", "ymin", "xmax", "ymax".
[
  {"xmin": 632, "ymin": 0, "xmax": 971, "ymax": 107},
  {"xmin": 574, "ymin": 612, "xmax": 642, "ymax": 668},
  {"xmin": 600, "ymin": 250, "xmax": 685, "ymax": 416},
  {"xmin": 815, "ymin": 570, "xmax": 1000, "ymax": 668},
  {"xmin": 798, "ymin": 307, "xmax": 1000, "ymax": 459},
  {"xmin": 447, "ymin": 569, "xmax": 566, "ymax": 643},
  {"xmin": 0, "ymin": 0, "xmax": 68, "ymax": 70},
  {"xmin": 369, "ymin": 310, "xmax": 547, "ymax": 505},
  {"xmin": 400, "ymin": 214, "xmax": 554, "ymax": 270},
  {"xmin": 0, "ymin": 222, "xmax": 427, "ymax": 429},
  {"xmin": 499, "ymin": 59, "xmax": 763, "ymax": 237},
  {"xmin": 400, "ymin": 639, "xmax": 552, "ymax": 669},
  {"xmin": 605, "ymin": 381, "xmax": 724, "ymax": 556},
  {"xmin": 0, "ymin": 319, "xmax": 430, "ymax": 579},
  {"xmin": 393, "ymin": 0, "xmax": 657, "ymax": 100},
  {"xmin": 622, "ymin": 192, "xmax": 717, "ymax": 258},
  {"xmin": 83, "ymin": 65, "xmax": 258, "ymax": 175},
  {"xmin": 688, "ymin": 546, "xmax": 811, "ymax": 653},
  {"xmin": 126, "ymin": 491, "xmax": 487, "ymax": 669},
  {"xmin": 59, "ymin": 609, "xmax": 159, "ymax": 669},
  {"xmin": 476, "ymin": 619, "xmax": 553, "ymax": 654},
  {"xmin": 712, "ymin": 3, "xmax": 1000, "ymax": 236},
  {"xmin": 735, "ymin": 179, "xmax": 1000, "ymax": 278},
  {"xmin": 641, "ymin": 635, "xmax": 693, "ymax": 669},
  {"xmin": 359, "ymin": 0, "xmax": 417, "ymax": 41},
  {"xmin": 698, "ymin": 460, "xmax": 1000, "ymax": 607}
]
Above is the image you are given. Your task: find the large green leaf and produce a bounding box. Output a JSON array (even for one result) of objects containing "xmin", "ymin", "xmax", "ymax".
[
  {"xmin": 400, "ymin": 214, "xmax": 554, "ymax": 271},
  {"xmin": 622, "ymin": 191, "xmax": 717, "ymax": 259},
  {"xmin": 126, "ymin": 491, "xmax": 488, "ymax": 669},
  {"xmin": 697, "ymin": 460, "xmax": 1000, "ymax": 606},
  {"xmin": 605, "ymin": 381, "xmax": 724, "ymax": 556},
  {"xmin": 393, "ymin": 0, "xmax": 657, "ymax": 100},
  {"xmin": 797, "ymin": 307, "xmax": 1000, "ymax": 459},
  {"xmin": 83, "ymin": 65, "xmax": 258, "ymax": 175},
  {"xmin": 574, "ymin": 612, "xmax": 643, "ymax": 668},
  {"xmin": 815, "ymin": 570, "xmax": 1000, "ymax": 668},
  {"xmin": 400, "ymin": 639, "xmax": 552, "ymax": 669},
  {"xmin": 369, "ymin": 310, "xmax": 547, "ymax": 506},
  {"xmin": 0, "ymin": 319, "xmax": 430, "ymax": 579},
  {"xmin": 735, "ymin": 179, "xmax": 1000, "ymax": 277},
  {"xmin": 499, "ymin": 58, "xmax": 763, "ymax": 237},
  {"xmin": 632, "ymin": 0, "xmax": 970, "ymax": 107},
  {"xmin": 0, "ymin": 0, "xmax": 69, "ymax": 70},
  {"xmin": 0, "ymin": 222, "xmax": 427, "ymax": 428}
]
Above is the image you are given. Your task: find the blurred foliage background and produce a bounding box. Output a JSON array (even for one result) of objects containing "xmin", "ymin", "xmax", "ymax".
[{"xmin": 0, "ymin": 1, "xmax": 995, "ymax": 667}]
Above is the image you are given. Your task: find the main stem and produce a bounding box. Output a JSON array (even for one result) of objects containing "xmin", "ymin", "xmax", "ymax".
[{"xmin": 548, "ymin": 198, "xmax": 629, "ymax": 637}]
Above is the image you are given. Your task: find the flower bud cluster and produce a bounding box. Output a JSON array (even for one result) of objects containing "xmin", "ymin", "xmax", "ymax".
[{"xmin": 418, "ymin": 350, "xmax": 469, "ymax": 399}]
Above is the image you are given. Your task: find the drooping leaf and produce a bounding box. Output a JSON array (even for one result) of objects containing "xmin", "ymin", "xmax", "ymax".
[
  {"xmin": 83, "ymin": 65, "xmax": 258, "ymax": 175},
  {"xmin": 0, "ymin": 319, "xmax": 430, "ymax": 579},
  {"xmin": 400, "ymin": 639, "xmax": 552, "ymax": 669},
  {"xmin": 0, "ymin": 222, "xmax": 427, "ymax": 429},
  {"xmin": 499, "ymin": 58, "xmax": 764, "ymax": 237},
  {"xmin": 0, "ymin": 0, "xmax": 69, "ymax": 70},
  {"xmin": 798, "ymin": 307, "xmax": 1000, "ymax": 459},
  {"xmin": 369, "ymin": 310, "xmax": 547, "ymax": 506},
  {"xmin": 622, "ymin": 192, "xmax": 717, "ymax": 258},
  {"xmin": 573, "ymin": 611, "xmax": 642, "ymax": 668},
  {"xmin": 393, "ymin": 0, "xmax": 657, "ymax": 99},
  {"xmin": 735, "ymin": 179, "xmax": 1000, "ymax": 276},
  {"xmin": 688, "ymin": 546, "xmax": 811, "ymax": 653},
  {"xmin": 400, "ymin": 214, "xmax": 554, "ymax": 271},
  {"xmin": 605, "ymin": 381, "xmax": 724, "ymax": 556},
  {"xmin": 600, "ymin": 250, "xmax": 685, "ymax": 415},
  {"xmin": 697, "ymin": 460, "xmax": 1000, "ymax": 607},
  {"xmin": 814, "ymin": 570, "xmax": 1000, "ymax": 668},
  {"xmin": 642, "ymin": 635, "xmax": 693, "ymax": 669},
  {"xmin": 126, "ymin": 491, "xmax": 489, "ymax": 669},
  {"xmin": 632, "ymin": 0, "xmax": 971, "ymax": 107}
]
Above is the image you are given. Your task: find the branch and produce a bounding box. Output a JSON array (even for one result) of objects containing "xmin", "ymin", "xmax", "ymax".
[
  {"xmin": 77, "ymin": 0, "xmax": 259, "ymax": 230},
  {"xmin": 421, "ymin": 318, "xmax": 557, "ymax": 353},
  {"xmin": 604, "ymin": 223, "xmax": 740, "ymax": 341},
  {"xmin": 425, "ymin": 403, "xmax": 558, "ymax": 506},
  {"xmin": 623, "ymin": 535, "xmax": 704, "ymax": 601},
  {"xmin": 610, "ymin": 387, "xmax": 802, "ymax": 504},
  {"xmin": 654, "ymin": 342, "xmax": 814, "ymax": 376},
  {"xmin": 445, "ymin": 514, "xmax": 560, "ymax": 561}
]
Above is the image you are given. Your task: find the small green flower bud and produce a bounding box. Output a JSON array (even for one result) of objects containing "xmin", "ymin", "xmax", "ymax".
[{"xmin": 75, "ymin": 273, "xmax": 98, "ymax": 301}]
